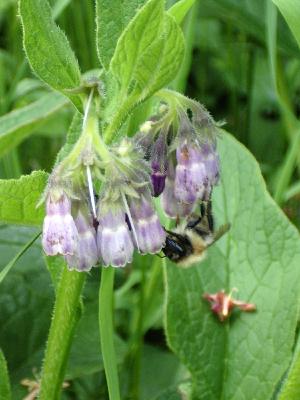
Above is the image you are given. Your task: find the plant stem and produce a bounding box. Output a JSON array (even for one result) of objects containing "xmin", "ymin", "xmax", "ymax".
[
  {"xmin": 39, "ymin": 267, "xmax": 85, "ymax": 400},
  {"xmin": 99, "ymin": 267, "xmax": 121, "ymax": 400}
]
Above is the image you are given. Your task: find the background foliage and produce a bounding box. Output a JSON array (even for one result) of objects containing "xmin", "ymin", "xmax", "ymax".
[{"xmin": 1, "ymin": 1, "xmax": 300, "ymax": 399}]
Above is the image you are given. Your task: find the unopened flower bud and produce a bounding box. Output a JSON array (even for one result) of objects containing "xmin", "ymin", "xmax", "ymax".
[
  {"xmin": 161, "ymin": 160, "xmax": 194, "ymax": 218},
  {"xmin": 130, "ymin": 196, "xmax": 166, "ymax": 254},
  {"xmin": 97, "ymin": 208, "xmax": 134, "ymax": 267},
  {"xmin": 150, "ymin": 134, "xmax": 168, "ymax": 197},
  {"xmin": 42, "ymin": 193, "xmax": 79, "ymax": 256},
  {"xmin": 65, "ymin": 209, "xmax": 98, "ymax": 271},
  {"xmin": 174, "ymin": 142, "xmax": 206, "ymax": 203}
]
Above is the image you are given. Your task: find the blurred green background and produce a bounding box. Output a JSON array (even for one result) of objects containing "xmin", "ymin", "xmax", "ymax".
[{"xmin": 0, "ymin": 1, "xmax": 300, "ymax": 399}]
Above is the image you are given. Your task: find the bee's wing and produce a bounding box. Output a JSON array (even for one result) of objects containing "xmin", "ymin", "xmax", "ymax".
[{"xmin": 208, "ymin": 223, "xmax": 231, "ymax": 246}]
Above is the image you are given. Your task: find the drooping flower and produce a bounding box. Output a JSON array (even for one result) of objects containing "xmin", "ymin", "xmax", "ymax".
[
  {"xmin": 161, "ymin": 159, "xmax": 194, "ymax": 218},
  {"xmin": 42, "ymin": 191, "xmax": 79, "ymax": 256},
  {"xmin": 65, "ymin": 208, "xmax": 98, "ymax": 271},
  {"xmin": 174, "ymin": 141, "xmax": 207, "ymax": 204},
  {"xmin": 97, "ymin": 207, "xmax": 134, "ymax": 267},
  {"xmin": 130, "ymin": 195, "xmax": 166, "ymax": 254}
]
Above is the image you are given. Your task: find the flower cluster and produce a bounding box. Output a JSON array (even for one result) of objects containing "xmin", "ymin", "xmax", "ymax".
[{"xmin": 41, "ymin": 90, "xmax": 220, "ymax": 271}]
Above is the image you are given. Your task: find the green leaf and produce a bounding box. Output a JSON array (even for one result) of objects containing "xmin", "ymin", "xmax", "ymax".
[
  {"xmin": 0, "ymin": 349, "xmax": 11, "ymax": 400},
  {"xmin": 0, "ymin": 92, "xmax": 67, "ymax": 159},
  {"xmin": 168, "ymin": 0, "xmax": 196, "ymax": 24},
  {"xmin": 278, "ymin": 331, "xmax": 300, "ymax": 399},
  {"xmin": 272, "ymin": 0, "xmax": 300, "ymax": 49},
  {"xmin": 0, "ymin": 226, "xmax": 53, "ymax": 399},
  {"xmin": 164, "ymin": 133, "xmax": 300, "ymax": 400},
  {"xmin": 19, "ymin": 0, "xmax": 82, "ymax": 111},
  {"xmin": 56, "ymin": 111, "xmax": 82, "ymax": 163},
  {"xmin": 0, "ymin": 232, "xmax": 40, "ymax": 284},
  {"xmin": 110, "ymin": 0, "xmax": 164, "ymax": 92},
  {"xmin": 96, "ymin": 0, "xmax": 147, "ymax": 70},
  {"xmin": 0, "ymin": 171, "xmax": 48, "ymax": 226},
  {"xmin": 134, "ymin": 13, "xmax": 185, "ymax": 99}
]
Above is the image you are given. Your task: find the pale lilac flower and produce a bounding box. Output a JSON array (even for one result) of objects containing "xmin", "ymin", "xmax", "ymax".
[
  {"xmin": 97, "ymin": 209, "xmax": 134, "ymax": 267},
  {"xmin": 161, "ymin": 159, "xmax": 194, "ymax": 218},
  {"xmin": 65, "ymin": 209, "xmax": 98, "ymax": 271},
  {"xmin": 174, "ymin": 142, "xmax": 207, "ymax": 204},
  {"xmin": 130, "ymin": 195, "xmax": 166, "ymax": 254},
  {"xmin": 42, "ymin": 193, "xmax": 78, "ymax": 256}
]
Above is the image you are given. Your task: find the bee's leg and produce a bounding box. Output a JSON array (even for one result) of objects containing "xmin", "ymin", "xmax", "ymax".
[{"xmin": 206, "ymin": 199, "xmax": 214, "ymax": 232}]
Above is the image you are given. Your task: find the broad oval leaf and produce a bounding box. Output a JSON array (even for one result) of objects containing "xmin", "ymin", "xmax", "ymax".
[
  {"xmin": 165, "ymin": 133, "xmax": 300, "ymax": 400},
  {"xmin": 0, "ymin": 92, "xmax": 67, "ymax": 159},
  {"xmin": 110, "ymin": 0, "xmax": 164, "ymax": 92},
  {"xmin": 168, "ymin": 0, "xmax": 196, "ymax": 24},
  {"xmin": 96, "ymin": 0, "xmax": 147, "ymax": 70},
  {"xmin": 19, "ymin": 0, "xmax": 82, "ymax": 111},
  {"xmin": 0, "ymin": 171, "xmax": 48, "ymax": 226},
  {"xmin": 135, "ymin": 13, "xmax": 185, "ymax": 99}
]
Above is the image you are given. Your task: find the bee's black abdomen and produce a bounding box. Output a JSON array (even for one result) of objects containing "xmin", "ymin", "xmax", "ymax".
[{"xmin": 162, "ymin": 233, "xmax": 193, "ymax": 263}]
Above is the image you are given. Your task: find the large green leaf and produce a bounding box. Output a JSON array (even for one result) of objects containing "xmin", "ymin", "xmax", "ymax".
[
  {"xmin": 96, "ymin": 0, "xmax": 147, "ymax": 69},
  {"xmin": 110, "ymin": 0, "xmax": 164, "ymax": 92},
  {"xmin": 0, "ymin": 92, "xmax": 67, "ymax": 159},
  {"xmin": 272, "ymin": 0, "xmax": 300, "ymax": 49},
  {"xmin": 168, "ymin": 0, "xmax": 196, "ymax": 24},
  {"xmin": 19, "ymin": 0, "xmax": 82, "ymax": 111},
  {"xmin": 164, "ymin": 133, "xmax": 300, "ymax": 399},
  {"xmin": 134, "ymin": 13, "xmax": 185, "ymax": 99},
  {"xmin": 0, "ymin": 171, "xmax": 48, "ymax": 226}
]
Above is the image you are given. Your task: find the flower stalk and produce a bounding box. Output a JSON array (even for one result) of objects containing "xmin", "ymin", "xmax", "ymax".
[
  {"xmin": 39, "ymin": 266, "xmax": 85, "ymax": 400},
  {"xmin": 99, "ymin": 267, "xmax": 121, "ymax": 400}
]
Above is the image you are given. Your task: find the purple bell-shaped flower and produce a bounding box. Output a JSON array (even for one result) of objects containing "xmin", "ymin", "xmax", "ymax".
[
  {"xmin": 97, "ymin": 208, "xmax": 134, "ymax": 267},
  {"xmin": 42, "ymin": 193, "xmax": 79, "ymax": 256},
  {"xmin": 130, "ymin": 195, "xmax": 166, "ymax": 254},
  {"xmin": 174, "ymin": 142, "xmax": 206, "ymax": 203},
  {"xmin": 161, "ymin": 159, "xmax": 194, "ymax": 218},
  {"xmin": 65, "ymin": 209, "xmax": 99, "ymax": 271},
  {"xmin": 201, "ymin": 143, "xmax": 220, "ymax": 187}
]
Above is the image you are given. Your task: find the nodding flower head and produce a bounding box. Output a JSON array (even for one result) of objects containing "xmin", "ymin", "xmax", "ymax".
[
  {"xmin": 42, "ymin": 190, "xmax": 79, "ymax": 256},
  {"xmin": 97, "ymin": 206, "xmax": 134, "ymax": 267},
  {"xmin": 129, "ymin": 195, "xmax": 166, "ymax": 254},
  {"xmin": 65, "ymin": 206, "xmax": 98, "ymax": 271}
]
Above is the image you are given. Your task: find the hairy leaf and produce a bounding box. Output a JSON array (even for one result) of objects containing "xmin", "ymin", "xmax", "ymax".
[
  {"xmin": 0, "ymin": 93, "xmax": 67, "ymax": 159},
  {"xmin": 19, "ymin": 0, "xmax": 82, "ymax": 110},
  {"xmin": 56, "ymin": 111, "xmax": 82, "ymax": 163},
  {"xmin": 165, "ymin": 133, "xmax": 300, "ymax": 399},
  {"xmin": 135, "ymin": 13, "xmax": 185, "ymax": 99},
  {"xmin": 110, "ymin": 0, "xmax": 164, "ymax": 92},
  {"xmin": 0, "ymin": 171, "xmax": 48, "ymax": 226},
  {"xmin": 272, "ymin": 0, "xmax": 300, "ymax": 49},
  {"xmin": 96, "ymin": 0, "xmax": 147, "ymax": 69}
]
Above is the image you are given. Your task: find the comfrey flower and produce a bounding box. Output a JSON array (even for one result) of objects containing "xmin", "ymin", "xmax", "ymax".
[
  {"xmin": 65, "ymin": 207, "xmax": 98, "ymax": 271},
  {"xmin": 130, "ymin": 195, "xmax": 166, "ymax": 253},
  {"xmin": 97, "ymin": 207, "xmax": 134, "ymax": 267},
  {"xmin": 42, "ymin": 189, "xmax": 79, "ymax": 256}
]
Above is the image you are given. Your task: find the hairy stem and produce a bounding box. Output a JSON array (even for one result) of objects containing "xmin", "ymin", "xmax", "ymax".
[
  {"xmin": 99, "ymin": 267, "xmax": 121, "ymax": 400},
  {"xmin": 39, "ymin": 267, "xmax": 85, "ymax": 400}
]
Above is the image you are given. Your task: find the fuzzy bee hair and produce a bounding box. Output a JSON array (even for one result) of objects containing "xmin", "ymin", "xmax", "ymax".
[{"xmin": 162, "ymin": 201, "xmax": 230, "ymax": 268}]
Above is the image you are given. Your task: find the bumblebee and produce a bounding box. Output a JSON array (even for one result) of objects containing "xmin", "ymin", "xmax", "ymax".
[{"xmin": 162, "ymin": 201, "xmax": 230, "ymax": 268}]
